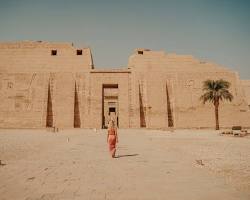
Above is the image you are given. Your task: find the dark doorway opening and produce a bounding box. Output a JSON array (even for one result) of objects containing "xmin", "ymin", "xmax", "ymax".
[
  {"xmin": 109, "ymin": 107, "xmax": 116, "ymax": 114},
  {"xmin": 102, "ymin": 84, "xmax": 119, "ymax": 128}
]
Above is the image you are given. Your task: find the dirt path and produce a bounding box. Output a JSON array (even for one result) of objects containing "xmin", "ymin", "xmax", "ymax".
[{"xmin": 0, "ymin": 129, "xmax": 249, "ymax": 200}]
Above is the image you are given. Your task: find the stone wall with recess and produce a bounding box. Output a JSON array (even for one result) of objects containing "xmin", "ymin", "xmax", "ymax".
[
  {"xmin": 128, "ymin": 49, "xmax": 250, "ymax": 129},
  {"xmin": 0, "ymin": 41, "xmax": 249, "ymax": 129},
  {"xmin": 241, "ymin": 80, "xmax": 250, "ymax": 107}
]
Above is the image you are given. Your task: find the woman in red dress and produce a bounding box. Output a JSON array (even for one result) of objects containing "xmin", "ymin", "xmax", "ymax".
[{"xmin": 107, "ymin": 119, "xmax": 118, "ymax": 158}]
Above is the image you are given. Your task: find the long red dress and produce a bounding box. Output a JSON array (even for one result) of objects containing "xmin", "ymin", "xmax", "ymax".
[{"xmin": 108, "ymin": 128, "xmax": 117, "ymax": 157}]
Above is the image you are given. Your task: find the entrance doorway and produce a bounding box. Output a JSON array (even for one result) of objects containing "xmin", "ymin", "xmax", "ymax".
[
  {"xmin": 102, "ymin": 84, "xmax": 119, "ymax": 128},
  {"xmin": 109, "ymin": 107, "xmax": 117, "ymax": 122}
]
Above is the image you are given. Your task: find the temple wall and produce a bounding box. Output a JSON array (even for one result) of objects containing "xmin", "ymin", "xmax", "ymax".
[
  {"xmin": 128, "ymin": 49, "xmax": 250, "ymax": 129},
  {"xmin": 0, "ymin": 73, "xmax": 47, "ymax": 128},
  {"xmin": 88, "ymin": 71, "xmax": 131, "ymax": 128},
  {"xmin": 241, "ymin": 80, "xmax": 250, "ymax": 107},
  {"xmin": 0, "ymin": 42, "xmax": 249, "ymax": 129},
  {"xmin": 0, "ymin": 41, "xmax": 93, "ymax": 128},
  {"xmin": 0, "ymin": 72, "xmax": 88, "ymax": 128},
  {"xmin": 0, "ymin": 41, "xmax": 93, "ymax": 73},
  {"xmin": 128, "ymin": 71, "xmax": 140, "ymax": 128},
  {"xmin": 173, "ymin": 71, "xmax": 247, "ymax": 128},
  {"xmin": 51, "ymin": 73, "xmax": 75, "ymax": 128}
]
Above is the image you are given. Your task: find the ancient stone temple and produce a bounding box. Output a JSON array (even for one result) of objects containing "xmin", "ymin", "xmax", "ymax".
[{"xmin": 0, "ymin": 41, "xmax": 250, "ymax": 129}]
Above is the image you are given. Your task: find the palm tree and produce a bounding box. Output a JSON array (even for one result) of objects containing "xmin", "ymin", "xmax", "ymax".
[{"xmin": 200, "ymin": 79, "xmax": 233, "ymax": 130}]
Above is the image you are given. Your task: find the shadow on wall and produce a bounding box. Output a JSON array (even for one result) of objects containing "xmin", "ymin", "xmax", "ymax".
[
  {"xmin": 46, "ymin": 82, "xmax": 53, "ymax": 127},
  {"xmin": 74, "ymin": 82, "xmax": 81, "ymax": 128}
]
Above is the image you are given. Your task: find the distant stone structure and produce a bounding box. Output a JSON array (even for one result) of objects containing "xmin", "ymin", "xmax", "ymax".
[{"xmin": 0, "ymin": 41, "xmax": 249, "ymax": 129}]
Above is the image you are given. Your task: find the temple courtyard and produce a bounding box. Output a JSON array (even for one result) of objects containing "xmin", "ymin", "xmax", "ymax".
[{"xmin": 0, "ymin": 129, "xmax": 250, "ymax": 200}]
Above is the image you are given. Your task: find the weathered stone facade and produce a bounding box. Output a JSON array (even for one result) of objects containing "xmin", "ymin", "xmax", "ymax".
[{"xmin": 0, "ymin": 41, "xmax": 249, "ymax": 129}]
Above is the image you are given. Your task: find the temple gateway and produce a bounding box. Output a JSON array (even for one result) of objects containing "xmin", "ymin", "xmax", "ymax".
[{"xmin": 0, "ymin": 41, "xmax": 250, "ymax": 129}]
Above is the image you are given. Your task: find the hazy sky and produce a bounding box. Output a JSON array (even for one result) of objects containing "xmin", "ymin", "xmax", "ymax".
[{"xmin": 0, "ymin": 0, "xmax": 249, "ymax": 78}]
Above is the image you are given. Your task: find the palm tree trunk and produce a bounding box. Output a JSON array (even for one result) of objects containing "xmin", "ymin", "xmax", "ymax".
[{"xmin": 214, "ymin": 100, "xmax": 219, "ymax": 130}]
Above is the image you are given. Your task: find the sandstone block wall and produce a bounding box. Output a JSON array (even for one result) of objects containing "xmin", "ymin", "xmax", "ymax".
[
  {"xmin": 0, "ymin": 42, "xmax": 249, "ymax": 129},
  {"xmin": 0, "ymin": 41, "xmax": 93, "ymax": 128},
  {"xmin": 0, "ymin": 73, "xmax": 47, "ymax": 128},
  {"xmin": 0, "ymin": 41, "xmax": 93, "ymax": 73},
  {"xmin": 89, "ymin": 70, "xmax": 131, "ymax": 128},
  {"xmin": 241, "ymin": 80, "xmax": 250, "ymax": 107},
  {"xmin": 128, "ymin": 49, "xmax": 250, "ymax": 129}
]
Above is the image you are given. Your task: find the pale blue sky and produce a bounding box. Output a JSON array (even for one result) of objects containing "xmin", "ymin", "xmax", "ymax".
[{"xmin": 0, "ymin": 0, "xmax": 249, "ymax": 78}]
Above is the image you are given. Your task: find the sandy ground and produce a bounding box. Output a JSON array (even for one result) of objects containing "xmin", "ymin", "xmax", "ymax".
[{"xmin": 0, "ymin": 129, "xmax": 250, "ymax": 200}]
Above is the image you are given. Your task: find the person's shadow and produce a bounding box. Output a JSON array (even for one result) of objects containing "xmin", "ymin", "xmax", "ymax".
[{"xmin": 115, "ymin": 154, "xmax": 139, "ymax": 158}]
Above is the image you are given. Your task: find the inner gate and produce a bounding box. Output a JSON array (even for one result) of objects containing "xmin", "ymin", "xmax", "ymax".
[{"xmin": 102, "ymin": 84, "xmax": 119, "ymax": 128}]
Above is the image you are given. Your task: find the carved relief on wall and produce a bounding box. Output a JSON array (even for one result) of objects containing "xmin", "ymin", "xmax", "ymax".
[
  {"xmin": 183, "ymin": 79, "xmax": 203, "ymax": 109},
  {"xmin": 14, "ymin": 91, "xmax": 29, "ymax": 111},
  {"xmin": 186, "ymin": 80, "xmax": 194, "ymax": 88},
  {"xmin": 0, "ymin": 74, "xmax": 37, "ymax": 112},
  {"xmin": 185, "ymin": 79, "xmax": 202, "ymax": 89},
  {"xmin": 0, "ymin": 76, "xmax": 15, "ymax": 111},
  {"xmin": 7, "ymin": 82, "xmax": 13, "ymax": 89}
]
